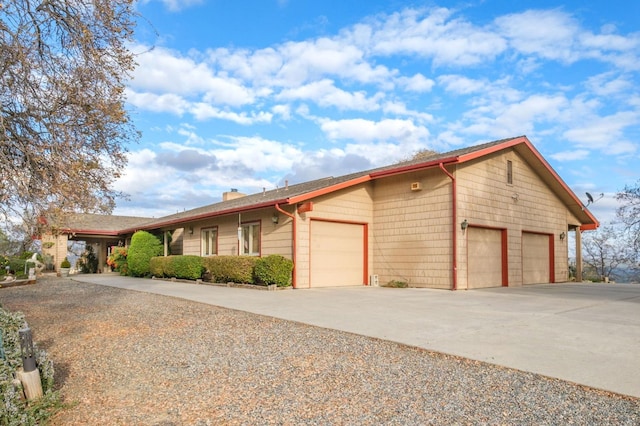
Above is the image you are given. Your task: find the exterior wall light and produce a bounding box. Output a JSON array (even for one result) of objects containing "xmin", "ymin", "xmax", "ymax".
[
  {"xmin": 560, "ymin": 231, "xmax": 566, "ymax": 241},
  {"xmin": 461, "ymin": 219, "xmax": 469, "ymax": 232},
  {"xmin": 188, "ymin": 226, "xmax": 194, "ymax": 235},
  {"xmin": 272, "ymin": 213, "xmax": 279, "ymax": 224}
]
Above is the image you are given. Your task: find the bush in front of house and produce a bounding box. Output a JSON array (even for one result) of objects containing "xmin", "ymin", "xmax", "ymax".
[
  {"xmin": 127, "ymin": 231, "xmax": 163, "ymax": 277},
  {"xmin": 107, "ymin": 246, "xmax": 128, "ymax": 275},
  {"xmin": 202, "ymin": 256, "xmax": 259, "ymax": 284},
  {"xmin": 254, "ymin": 255, "xmax": 294, "ymax": 287},
  {"xmin": 171, "ymin": 255, "xmax": 204, "ymax": 280},
  {"xmin": 77, "ymin": 245, "xmax": 99, "ymax": 273},
  {"xmin": 150, "ymin": 256, "xmax": 204, "ymax": 280},
  {"xmin": 149, "ymin": 256, "xmax": 167, "ymax": 277},
  {"xmin": 0, "ymin": 305, "xmax": 61, "ymax": 424}
]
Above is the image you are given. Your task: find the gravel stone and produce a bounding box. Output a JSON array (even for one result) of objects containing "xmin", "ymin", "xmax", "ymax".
[{"xmin": 1, "ymin": 277, "xmax": 638, "ymax": 425}]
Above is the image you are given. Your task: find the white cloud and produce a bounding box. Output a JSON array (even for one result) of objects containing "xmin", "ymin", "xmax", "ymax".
[
  {"xmin": 563, "ymin": 111, "xmax": 639, "ymax": 154},
  {"xmin": 366, "ymin": 8, "xmax": 507, "ymax": 66},
  {"xmin": 271, "ymin": 104, "xmax": 292, "ymax": 120},
  {"xmin": 495, "ymin": 9, "xmax": 640, "ymax": 69},
  {"xmin": 126, "ymin": 90, "xmax": 189, "ymax": 115},
  {"xmin": 208, "ymin": 136, "xmax": 304, "ymax": 173},
  {"xmin": 495, "ymin": 9, "xmax": 581, "ymax": 63},
  {"xmin": 320, "ymin": 118, "xmax": 430, "ymax": 144},
  {"xmin": 382, "ymin": 101, "xmax": 433, "ymax": 122},
  {"xmin": 189, "ymin": 104, "xmax": 273, "ymax": 124},
  {"xmin": 113, "ymin": 149, "xmax": 168, "ymax": 195},
  {"xmin": 550, "ymin": 150, "xmax": 590, "ymax": 161},
  {"xmin": 438, "ymin": 74, "xmax": 487, "ymax": 95},
  {"xmin": 585, "ymin": 72, "xmax": 634, "ymax": 97},
  {"xmin": 457, "ymin": 94, "xmax": 567, "ymax": 139},
  {"xmin": 276, "ymin": 79, "xmax": 383, "ymax": 111},
  {"xmin": 141, "ymin": 0, "xmax": 203, "ymax": 12},
  {"xmin": 396, "ymin": 74, "xmax": 435, "ymax": 92},
  {"xmin": 132, "ymin": 46, "xmax": 255, "ymax": 106}
]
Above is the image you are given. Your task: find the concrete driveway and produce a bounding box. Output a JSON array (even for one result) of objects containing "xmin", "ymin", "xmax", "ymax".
[{"xmin": 73, "ymin": 275, "xmax": 640, "ymax": 398}]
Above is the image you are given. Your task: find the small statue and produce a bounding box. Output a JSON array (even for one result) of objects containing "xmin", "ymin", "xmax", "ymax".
[{"xmin": 30, "ymin": 253, "xmax": 45, "ymax": 275}]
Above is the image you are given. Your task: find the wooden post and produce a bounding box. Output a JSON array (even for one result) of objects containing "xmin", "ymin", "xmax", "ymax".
[
  {"xmin": 575, "ymin": 228, "xmax": 583, "ymax": 282},
  {"xmin": 16, "ymin": 368, "xmax": 43, "ymax": 400}
]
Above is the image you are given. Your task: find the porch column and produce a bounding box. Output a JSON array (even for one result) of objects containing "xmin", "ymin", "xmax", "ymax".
[
  {"xmin": 575, "ymin": 228, "xmax": 582, "ymax": 282},
  {"xmin": 164, "ymin": 231, "xmax": 169, "ymax": 257},
  {"xmin": 96, "ymin": 243, "xmax": 105, "ymax": 273}
]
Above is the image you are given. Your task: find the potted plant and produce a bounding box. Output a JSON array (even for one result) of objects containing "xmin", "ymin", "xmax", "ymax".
[{"xmin": 60, "ymin": 257, "xmax": 71, "ymax": 277}]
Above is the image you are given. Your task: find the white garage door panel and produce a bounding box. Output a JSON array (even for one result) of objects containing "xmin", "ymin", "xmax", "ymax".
[
  {"xmin": 310, "ymin": 221, "xmax": 364, "ymax": 287},
  {"xmin": 468, "ymin": 228, "xmax": 503, "ymax": 289},
  {"xmin": 523, "ymin": 233, "xmax": 550, "ymax": 285}
]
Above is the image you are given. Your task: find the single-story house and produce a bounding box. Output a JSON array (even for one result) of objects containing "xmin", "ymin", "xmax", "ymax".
[{"xmin": 42, "ymin": 136, "xmax": 598, "ymax": 289}]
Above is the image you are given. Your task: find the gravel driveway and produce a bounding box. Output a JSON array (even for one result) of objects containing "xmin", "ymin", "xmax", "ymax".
[{"xmin": 1, "ymin": 277, "xmax": 638, "ymax": 425}]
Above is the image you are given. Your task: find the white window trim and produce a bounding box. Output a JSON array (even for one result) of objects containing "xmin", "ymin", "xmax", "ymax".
[
  {"xmin": 241, "ymin": 222, "xmax": 261, "ymax": 256},
  {"xmin": 201, "ymin": 226, "xmax": 218, "ymax": 256}
]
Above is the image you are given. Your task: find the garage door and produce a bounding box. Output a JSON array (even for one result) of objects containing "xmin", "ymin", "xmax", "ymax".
[
  {"xmin": 310, "ymin": 220, "xmax": 365, "ymax": 287},
  {"xmin": 468, "ymin": 227, "xmax": 504, "ymax": 289},
  {"xmin": 522, "ymin": 232, "xmax": 551, "ymax": 285}
]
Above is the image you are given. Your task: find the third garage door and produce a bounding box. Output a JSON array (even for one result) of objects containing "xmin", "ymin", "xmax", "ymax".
[
  {"xmin": 522, "ymin": 232, "xmax": 551, "ymax": 285},
  {"xmin": 468, "ymin": 227, "xmax": 505, "ymax": 289},
  {"xmin": 310, "ymin": 220, "xmax": 365, "ymax": 287}
]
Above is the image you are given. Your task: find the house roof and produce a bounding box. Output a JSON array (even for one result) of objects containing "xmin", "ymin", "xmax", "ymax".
[
  {"xmin": 59, "ymin": 213, "xmax": 152, "ymax": 236},
  {"xmin": 67, "ymin": 136, "xmax": 599, "ymax": 235}
]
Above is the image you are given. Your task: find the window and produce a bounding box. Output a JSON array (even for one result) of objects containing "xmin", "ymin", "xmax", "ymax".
[
  {"xmin": 507, "ymin": 160, "xmax": 513, "ymax": 185},
  {"xmin": 201, "ymin": 227, "xmax": 218, "ymax": 256},
  {"xmin": 241, "ymin": 222, "xmax": 260, "ymax": 256}
]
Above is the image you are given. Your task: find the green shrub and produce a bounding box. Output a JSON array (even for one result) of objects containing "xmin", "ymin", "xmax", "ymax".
[
  {"xmin": 171, "ymin": 255, "xmax": 204, "ymax": 280},
  {"xmin": 202, "ymin": 256, "xmax": 258, "ymax": 284},
  {"xmin": 383, "ymin": 280, "xmax": 408, "ymax": 288},
  {"xmin": 0, "ymin": 305, "xmax": 61, "ymax": 424},
  {"xmin": 19, "ymin": 251, "xmax": 34, "ymax": 260},
  {"xmin": 149, "ymin": 256, "xmax": 204, "ymax": 280},
  {"xmin": 149, "ymin": 256, "xmax": 166, "ymax": 277},
  {"xmin": 254, "ymin": 255, "xmax": 294, "ymax": 287},
  {"xmin": 127, "ymin": 231, "xmax": 163, "ymax": 277},
  {"xmin": 60, "ymin": 257, "xmax": 71, "ymax": 268}
]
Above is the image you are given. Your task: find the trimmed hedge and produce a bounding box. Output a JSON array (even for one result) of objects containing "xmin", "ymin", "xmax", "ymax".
[
  {"xmin": 150, "ymin": 256, "xmax": 204, "ymax": 280},
  {"xmin": 127, "ymin": 231, "xmax": 163, "ymax": 277},
  {"xmin": 203, "ymin": 256, "xmax": 259, "ymax": 284},
  {"xmin": 149, "ymin": 255, "xmax": 293, "ymax": 287},
  {"xmin": 149, "ymin": 256, "xmax": 168, "ymax": 277},
  {"xmin": 254, "ymin": 255, "xmax": 294, "ymax": 287}
]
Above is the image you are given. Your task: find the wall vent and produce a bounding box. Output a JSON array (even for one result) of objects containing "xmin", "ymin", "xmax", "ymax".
[{"xmin": 411, "ymin": 182, "xmax": 422, "ymax": 191}]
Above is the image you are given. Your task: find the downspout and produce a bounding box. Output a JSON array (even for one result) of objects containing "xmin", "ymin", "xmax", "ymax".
[
  {"xmin": 275, "ymin": 203, "xmax": 297, "ymax": 289},
  {"xmin": 439, "ymin": 163, "xmax": 458, "ymax": 290}
]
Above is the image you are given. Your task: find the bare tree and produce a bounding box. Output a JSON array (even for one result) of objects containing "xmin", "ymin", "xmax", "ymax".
[
  {"xmin": 0, "ymin": 0, "xmax": 139, "ymax": 232},
  {"xmin": 582, "ymin": 224, "xmax": 634, "ymax": 281},
  {"xmin": 397, "ymin": 148, "xmax": 440, "ymax": 163},
  {"xmin": 617, "ymin": 180, "xmax": 640, "ymax": 249}
]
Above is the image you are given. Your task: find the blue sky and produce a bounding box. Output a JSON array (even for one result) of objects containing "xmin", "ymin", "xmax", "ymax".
[{"xmin": 116, "ymin": 0, "xmax": 640, "ymax": 224}]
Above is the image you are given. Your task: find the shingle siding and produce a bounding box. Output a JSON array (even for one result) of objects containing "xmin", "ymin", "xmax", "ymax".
[
  {"xmin": 372, "ymin": 168, "xmax": 453, "ymax": 289},
  {"xmin": 457, "ymin": 150, "xmax": 569, "ymax": 288}
]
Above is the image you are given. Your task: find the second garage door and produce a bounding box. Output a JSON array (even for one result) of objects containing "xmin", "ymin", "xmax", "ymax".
[
  {"xmin": 310, "ymin": 220, "xmax": 366, "ymax": 287},
  {"xmin": 522, "ymin": 232, "xmax": 551, "ymax": 285},
  {"xmin": 467, "ymin": 227, "xmax": 505, "ymax": 289}
]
